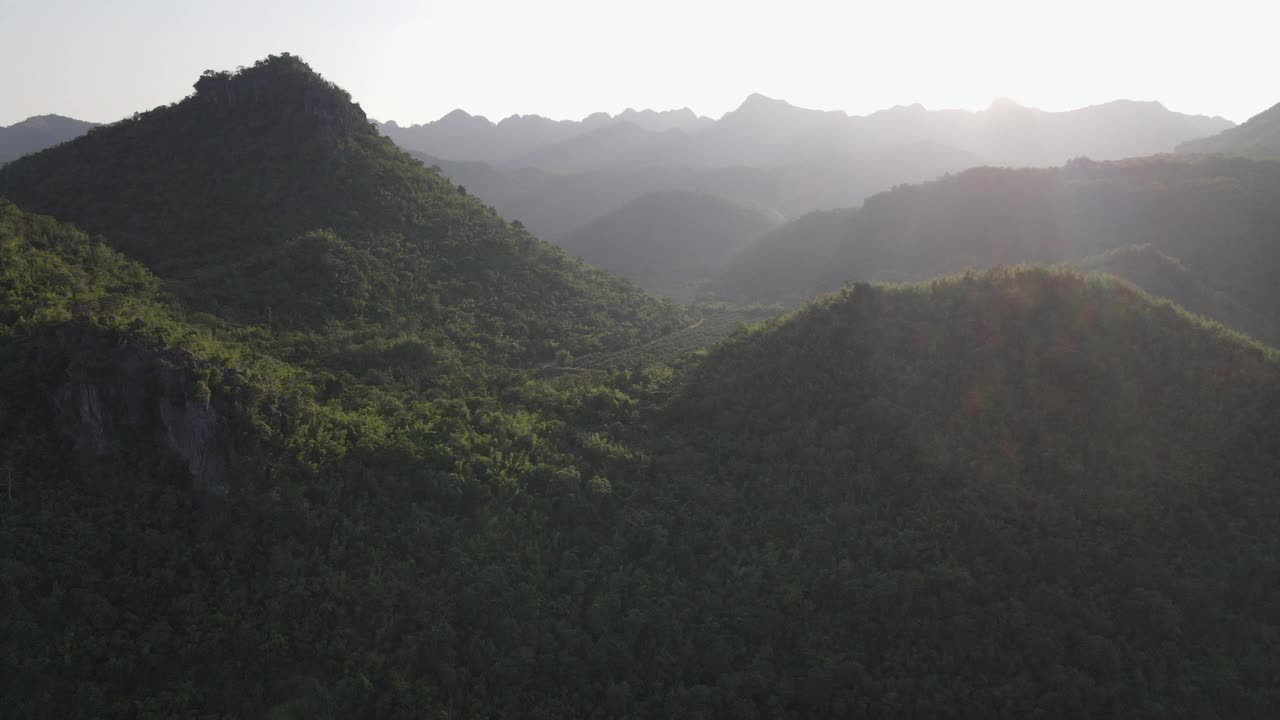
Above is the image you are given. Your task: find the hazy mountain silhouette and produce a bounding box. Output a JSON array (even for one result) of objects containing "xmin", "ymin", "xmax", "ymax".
[
  {"xmin": 558, "ymin": 190, "xmax": 783, "ymax": 296},
  {"xmin": 382, "ymin": 94, "xmax": 1231, "ymax": 173},
  {"xmin": 1178, "ymin": 100, "xmax": 1280, "ymax": 159},
  {"xmin": 712, "ymin": 156, "xmax": 1280, "ymax": 345},
  {"xmin": 383, "ymin": 95, "xmax": 1230, "ymax": 251},
  {"xmin": 776, "ymin": 98, "xmax": 1233, "ymax": 168},
  {"xmin": 510, "ymin": 122, "xmax": 689, "ymax": 174},
  {"xmin": 417, "ymin": 143, "xmax": 978, "ymax": 243},
  {"xmin": 0, "ymin": 114, "xmax": 97, "ymax": 164},
  {"xmin": 375, "ymin": 105, "xmax": 712, "ymax": 164}
]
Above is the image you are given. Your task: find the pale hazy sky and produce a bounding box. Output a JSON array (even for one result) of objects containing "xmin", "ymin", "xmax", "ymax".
[{"xmin": 0, "ymin": 0, "xmax": 1274, "ymax": 127}]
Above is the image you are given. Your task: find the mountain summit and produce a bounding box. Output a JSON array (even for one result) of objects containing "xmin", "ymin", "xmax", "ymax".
[
  {"xmin": 0, "ymin": 54, "xmax": 685, "ymax": 364},
  {"xmin": 0, "ymin": 113, "xmax": 97, "ymax": 165}
]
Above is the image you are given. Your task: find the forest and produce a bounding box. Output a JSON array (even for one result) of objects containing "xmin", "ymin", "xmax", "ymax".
[{"xmin": 2, "ymin": 51, "xmax": 1279, "ymax": 719}]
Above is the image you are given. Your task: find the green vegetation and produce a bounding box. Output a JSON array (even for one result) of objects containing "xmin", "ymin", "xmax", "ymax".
[
  {"xmin": 576, "ymin": 305, "xmax": 781, "ymax": 369},
  {"xmin": 0, "ymin": 199, "xmax": 690, "ymax": 717},
  {"xmin": 559, "ymin": 190, "xmax": 783, "ymax": 298},
  {"xmin": 0, "ymin": 54, "xmax": 687, "ymax": 369},
  {"xmin": 4, "ymin": 55, "xmax": 1280, "ymax": 719},
  {"xmin": 712, "ymin": 156, "xmax": 1280, "ymax": 345},
  {"xmin": 653, "ymin": 267, "xmax": 1280, "ymax": 717}
]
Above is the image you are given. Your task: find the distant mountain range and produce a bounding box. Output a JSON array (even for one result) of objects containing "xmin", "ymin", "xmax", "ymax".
[
  {"xmin": 380, "ymin": 95, "xmax": 1232, "ymax": 172},
  {"xmin": 5, "ymin": 52, "xmax": 1280, "ymax": 717},
  {"xmin": 0, "ymin": 114, "xmax": 97, "ymax": 165},
  {"xmin": 380, "ymin": 95, "xmax": 1232, "ymax": 255},
  {"xmin": 375, "ymin": 106, "xmax": 712, "ymax": 165},
  {"xmin": 710, "ymin": 155, "xmax": 1280, "ymax": 345}
]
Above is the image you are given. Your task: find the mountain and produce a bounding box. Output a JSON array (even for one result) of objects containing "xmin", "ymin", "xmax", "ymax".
[
  {"xmin": 0, "ymin": 114, "xmax": 97, "ymax": 165},
  {"xmin": 416, "ymin": 143, "xmax": 977, "ymax": 243},
  {"xmin": 7, "ymin": 52, "xmax": 1280, "ymax": 720},
  {"xmin": 557, "ymin": 190, "xmax": 784, "ymax": 296},
  {"xmin": 0, "ymin": 194, "xmax": 695, "ymax": 716},
  {"xmin": 712, "ymin": 156, "xmax": 1280, "ymax": 345},
  {"xmin": 375, "ymin": 106, "xmax": 712, "ymax": 165},
  {"xmin": 650, "ymin": 93, "xmax": 850, "ymax": 167},
  {"xmin": 0, "ymin": 54, "xmax": 687, "ymax": 366},
  {"xmin": 780, "ymin": 98, "xmax": 1232, "ymax": 168},
  {"xmin": 1074, "ymin": 244, "xmax": 1270, "ymax": 337},
  {"xmin": 1178, "ymin": 100, "xmax": 1280, "ymax": 159},
  {"xmin": 616, "ymin": 106, "xmax": 713, "ymax": 132},
  {"xmin": 382, "ymin": 95, "xmax": 1228, "ymax": 175},
  {"xmin": 509, "ymin": 122, "xmax": 685, "ymax": 175},
  {"xmin": 377, "ymin": 110, "xmax": 580, "ymax": 164},
  {"xmin": 653, "ymin": 267, "xmax": 1280, "ymax": 716},
  {"xmin": 8, "ymin": 187, "xmax": 1280, "ymax": 715},
  {"xmin": 382, "ymin": 95, "xmax": 1228, "ymax": 252},
  {"xmin": 711, "ymin": 206, "xmax": 859, "ymax": 304}
]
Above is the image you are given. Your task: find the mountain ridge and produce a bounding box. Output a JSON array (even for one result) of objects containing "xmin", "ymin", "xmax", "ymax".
[
  {"xmin": 0, "ymin": 53, "xmax": 688, "ymax": 367},
  {"xmin": 0, "ymin": 114, "xmax": 98, "ymax": 165}
]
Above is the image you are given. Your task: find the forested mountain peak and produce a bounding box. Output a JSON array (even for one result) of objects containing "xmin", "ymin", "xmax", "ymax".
[
  {"xmin": 0, "ymin": 54, "xmax": 686, "ymax": 364},
  {"xmin": 194, "ymin": 55, "xmax": 350, "ymax": 104},
  {"xmin": 652, "ymin": 266, "xmax": 1280, "ymax": 716}
]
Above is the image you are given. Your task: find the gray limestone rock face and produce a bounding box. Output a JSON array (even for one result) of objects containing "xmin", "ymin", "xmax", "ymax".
[{"xmin": 49, "ymin": 320, "xmax": 247, "ymax": 495}]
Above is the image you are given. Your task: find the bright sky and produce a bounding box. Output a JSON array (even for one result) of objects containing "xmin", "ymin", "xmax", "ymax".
[{"xmin": 0, "ymin": 0, "xmax": 1274, "ymax": 127}]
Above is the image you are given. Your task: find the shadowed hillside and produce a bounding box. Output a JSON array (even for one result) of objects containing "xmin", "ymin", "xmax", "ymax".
[
  {"xmin": 712, "ymin": 156, "xmax": 1280, "ymax": 345},
  {"xmin": 559, "ymin": 191, "xmax": 783, "ymax": 297},
  {"xmin": 648, "ymin": 268, "xmax": 1280, "ymax": 716},
  {"xmin": 1178, "ymin": 100, "xmax": 1280, "ymax": 159},
  {"xmin": 0, "ymin": 55, "xmax": 687, "ymax": 366}
]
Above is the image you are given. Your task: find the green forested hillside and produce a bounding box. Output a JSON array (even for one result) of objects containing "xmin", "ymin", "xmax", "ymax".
[
  {"xmin": 0, "ymin": 55, "xmax": 686, "ymax": 366},
  {"xmin": 8, "ymin": 210, "xmax": 1280, "ymax": 717},
  {"xmin": 0, "ymin": 198, "xmax": 694, "ymax": 717},
  {"xmin": 5, "ymin": 55, "xmax": 1280, "ymax": 720},
  {"xmin": 559, "ymin": 191, "xmax": 783, "ymax": 297},
  {"xmin": 653, "ymin": 267, "xmax": 1280, "ymax": 717},
  {"xmin": 712, "ymin": 156, "xmax": 1280, "ymax": 344}
]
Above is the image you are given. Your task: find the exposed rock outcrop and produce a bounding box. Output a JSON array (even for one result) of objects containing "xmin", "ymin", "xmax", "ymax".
[{"xmin": 49, "ymin": 320, "xmax": 249, "ymax": 494}]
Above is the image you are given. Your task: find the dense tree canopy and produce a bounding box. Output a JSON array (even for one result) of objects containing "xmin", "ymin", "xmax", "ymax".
[
  {"xmin": 4, "ymin": 56, "xmax": 1280, "ymax": 719},
  {"xmin": 0, "ymin": 54, "xmax": 687, "ymax": 368}
]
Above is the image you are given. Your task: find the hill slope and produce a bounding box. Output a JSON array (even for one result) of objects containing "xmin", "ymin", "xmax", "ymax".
[
  {"xmin": 558, "ymin": 191, "xmax": 783, "ymax": 296},
  {"xmin": 0, "ymin": 55, "xmax": 685, "ymax": 365},
  {"xmin": 6, "ymin": 212, "xmax": 1280, "ymax": 715},
  {"xmin": 0, "ymin": 114, "xmax": 97, "ymax": 165},
  {"xmin": 652, "ymin": 267, "xmax": 1280, "ymax": 716},
  {"xmin": 0, "ymin": 199, "xmax": 679, "ymax": 717},
  {"xmin": 1178, "ymin": 100, "xmax": 1280, "ymax": 159},
  {"xmin": 713, "ymin": 156, "xmax": 1280, "ymax": 344}
]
